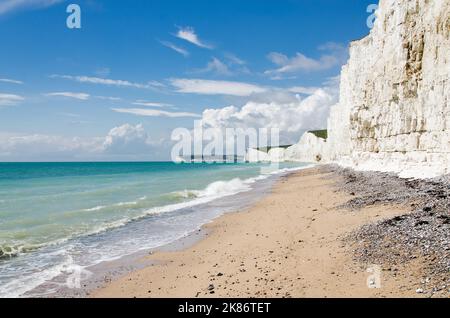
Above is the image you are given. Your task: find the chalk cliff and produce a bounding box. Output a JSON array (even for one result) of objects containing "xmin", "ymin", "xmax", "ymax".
[
  {"xmin": 284, "ymin": 133, "xmax": 328, "ymax": 163},
  {"xmin": 253, "ymin": 0, "xmax": 450, "ymax": 178},
  {"xmin": 327, "ymin": 0, "xmax": 450, "ymax": 178},
  {"xmin": 246, "ymin": 133, "xmax": 327, "ymax": 163}
]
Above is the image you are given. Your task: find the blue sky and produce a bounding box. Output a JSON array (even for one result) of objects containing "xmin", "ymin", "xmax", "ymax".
[{"xmin": 0, "ymin": 0, "xmax": 376, "ymax": 161}]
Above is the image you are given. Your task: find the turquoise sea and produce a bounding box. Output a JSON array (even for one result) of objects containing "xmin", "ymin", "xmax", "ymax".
[{"xmin": 0, "ymin": 162, "xmax": 309, "ymax": 297}]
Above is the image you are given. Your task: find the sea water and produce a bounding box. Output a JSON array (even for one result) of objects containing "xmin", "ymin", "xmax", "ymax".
[{"xmin": 0, "ymin": 162, "xmax": 309, "ymax": 297}]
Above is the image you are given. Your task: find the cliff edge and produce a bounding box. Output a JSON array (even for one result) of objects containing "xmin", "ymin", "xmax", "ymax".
[
  {"xmin": 248, "ymin": 0, "xmax": 450, "ymax": 178},
  {"xmin": 326, "ymin": 0, "xmax": 449, "ymax": 178}
]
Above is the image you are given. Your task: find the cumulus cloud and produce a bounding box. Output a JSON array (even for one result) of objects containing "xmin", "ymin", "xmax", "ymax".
[
  {"xmin": 0, "ymin": 78, "xmax": 23, "ymax": 84},
  {"xmin": 112, "ymin": 108, "xmax": 201, "ymax": 118},
  {"xmin": 102, "ymin": 124, "xmax": 158, "ymax": 155},
  {"xmin": 288, "ymin": 86, "xmax": 321, "ymax": 95},
  {"xmin": 0, "ymin": 124, "xmax": 166, "ymax": 161},
  {"xmin": 265, "ymin": 42, "xmax": 348, "ymax": 76},
  {"xmin": 0, "ymin": 132, "xmax": 103, "ymax": 161},
  {"xmin": 175, "ymin": 26, "xmax": 213, "ymax": 49},
  {"xmin": 0, "ymin": 0, "xmax": 62, "ymax": 15},
  {"xmin": 160, "ymin": 40, "xmax": 189, "ymax": 57},
  {"xmin": 200, "ymin": 79, "xmax": 339, "ymax": 144},
  {"xmin": 0, "ymin": 93, "xmax": 24, "ymax": 106},
  {"xmin": 170, "ymin": 79, "xmax": 266, "ymax": 96},
  {"xmin": 51, "ymin": 75, "xmax": 164, "ymax": 90},
  {"xmin": 45, "ymin": 92, "xmax": 90, "ymax": 100}
]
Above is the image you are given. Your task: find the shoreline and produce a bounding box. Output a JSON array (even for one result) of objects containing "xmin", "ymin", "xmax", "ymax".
[
  {"xmin": 91, "ymin": 166, "xmax": 446, "ymax": 298},
  {"xmin": 33, "ymin": 166, "xmax": 301, "ymax": 298}
]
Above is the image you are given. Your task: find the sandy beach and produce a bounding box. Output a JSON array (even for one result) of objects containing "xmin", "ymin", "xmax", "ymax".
[
  {"xmin": 92, "ymin": 167, "xmax": 446, "ymax": 298},
  {"xmin": 3, "ymin": 0, "xmax": 449, "ymax": 302}
]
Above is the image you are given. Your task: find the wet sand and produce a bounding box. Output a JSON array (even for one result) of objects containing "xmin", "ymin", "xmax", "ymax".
[{"xmin": 92, "ymin": 167, "xmax": 425, "ymax": 298}]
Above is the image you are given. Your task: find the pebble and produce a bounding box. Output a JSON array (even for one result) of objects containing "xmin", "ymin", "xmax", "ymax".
[{"xmin": 323, "ymin": 165, "xmax": 449, "ymax": 297}]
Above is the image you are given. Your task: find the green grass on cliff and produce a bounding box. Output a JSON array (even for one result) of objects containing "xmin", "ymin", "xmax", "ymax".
[
  {"xmin": 256, "ymin": 144, "xmax": 292, "ymax": 153},
  {"xmin": 309, "ymin": 129, "xmax": 328, "ymax": 140},
  {"xmin": 252, "ymin": 130, "xmax": 328, "ymax": 153}
]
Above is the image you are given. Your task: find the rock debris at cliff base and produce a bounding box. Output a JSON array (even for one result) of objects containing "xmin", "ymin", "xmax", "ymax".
[{"xmin": 321, "ymin": 165, "xmax": 449, "ymax": 297}]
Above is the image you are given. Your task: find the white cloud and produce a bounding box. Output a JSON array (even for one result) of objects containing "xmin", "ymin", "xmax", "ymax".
[
  {"xmin": 95, "ymin": 96, "xmax": 122, "ymax": 101},
  {"xmin": 132, "ymin": 100, "xmax": 173, "ymax": 108},
  {"xmin": 45, "ymin": 92, "xmax": 90, "ymax": 100},
  {"xmin": 194, "ymin": 56, "xmax": 250, "ymax": 76},
  {"xmin": 175, "ymin": 26, "xmax": 213, "ymax": 49},
  {"xmin": 160, "ymin": 40, "xmax": 189, "ymax": 57},
  {"xmin": 103, "ymin": 124, "xmax": 158, "ymax": 155},
  {"xmin": 200, "ymin": 80, "xmax": 339, "ymax": 144},
  {"xmin": 288, "ymin": 86, "xmax": 321, "ymax": 95},
  {"xmin": 0, "ymin": 78, "xmax": 23, "ymax": 84},
  {"xmin": 265, "ymin": 42, "xmax": 348, "ymax": 76},
  {"xmin": 0, "ymin": 0, "xmax": 62, "ymax": 15},
  {"xmin": 268, "ymin": 75, "xmax": 298, "ymax": 81},
  {"xmin": 0, "ymin": 132, "xmax": 103, "ymax": 161},
  {"xmin": 224, "ymin": 53, "xmax": 246, "ymax": 65},
  {"xmin": 112, "ymin": 108, "xmax": 201, "ymax": 118},
  {"xmin": 0, "ymin": 124, "xmax": 166, "ymax": 160},
  {"xmin": 196, "ymin": 57, "xmax": 232, "ymax": 76},
  {"xmin": 0, "ymin": 93, "xmax": 24, "ymax": 106},
  {"xmin": 170, "ymin": 78, "xmax": 266, "ymax": 96},
  {"xmin": 51, "ymin": 75, "xmax": 164, "ymax": 90},
  {"xmin": 147, "ymin": 80, "xmax": 166, "ymax": 88}
]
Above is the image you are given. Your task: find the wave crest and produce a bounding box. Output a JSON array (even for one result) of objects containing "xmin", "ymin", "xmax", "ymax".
[
  {"xmin": 197, "ymin": 178, "xmax": 252, "ymax": 198},
  {"xmin": 0, "ymin": 244, "xmax": 39, "ymax": 260}
]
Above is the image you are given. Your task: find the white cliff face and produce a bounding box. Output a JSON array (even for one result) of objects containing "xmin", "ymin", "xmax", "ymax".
[
  {"xmin": 291, "ymin": 0, "xmax": 450, "ymax": 178},
  {"xmin": 330, "ymin": 0, "xmax": 450, "ymax": 178},
  {"xmin": 246, "ymin": 148, "xmax": 270, "ymax": 162},
  {"xmin": 245, "ymin": 133, "xmax": 327, "ymax": 163},
  {"xmin": 245, "ymin": 147, "xmax": 287, "ymax": 163},
  {"xmin": 284, "ymin": 133, "xmax": 328, "ymax": 163},
  {"xmin": 267, "ymin": 148, "xmax": 287, "ymax": 162}
]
